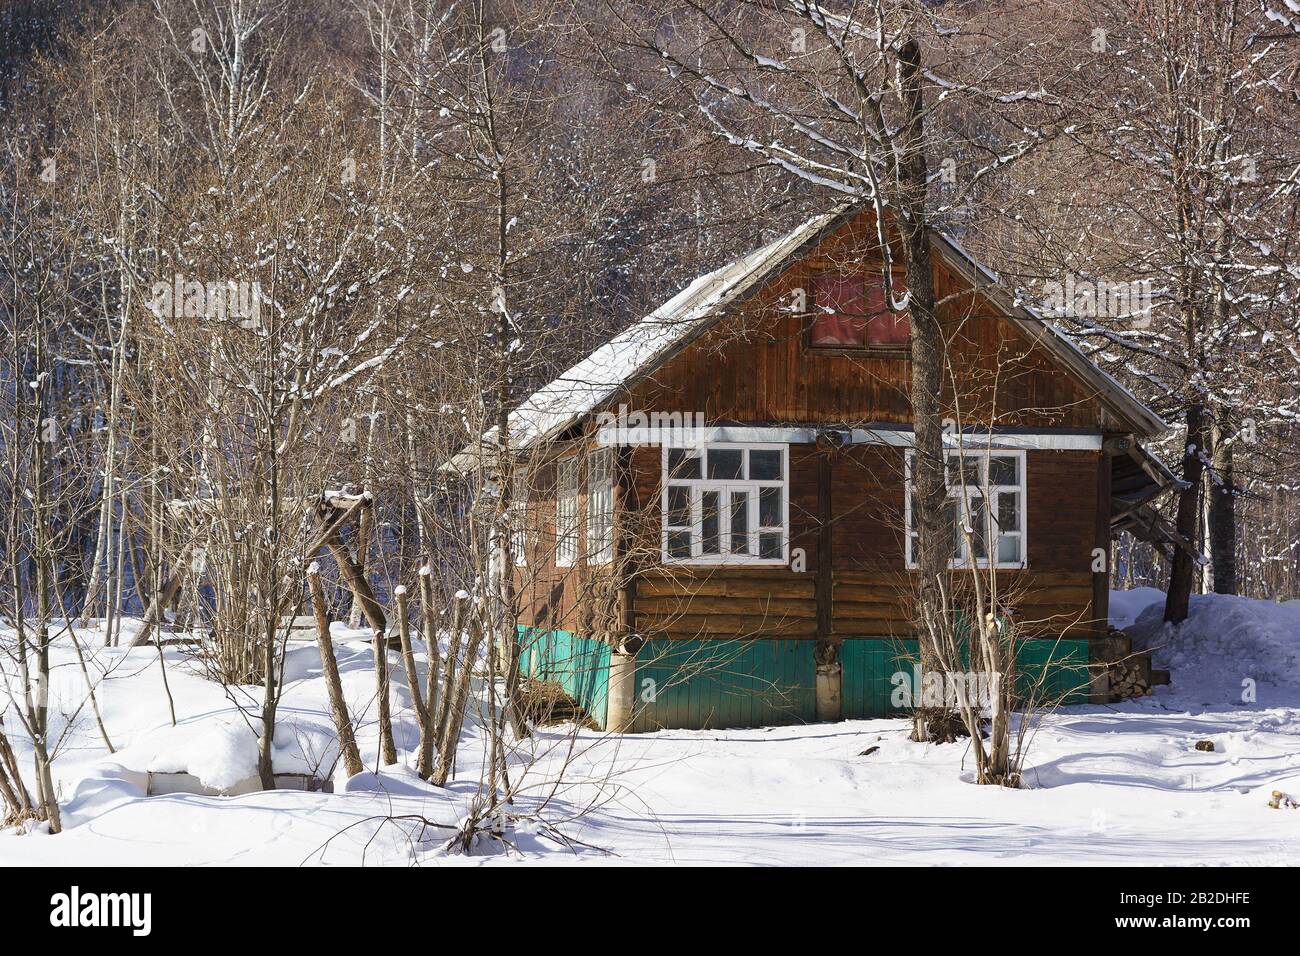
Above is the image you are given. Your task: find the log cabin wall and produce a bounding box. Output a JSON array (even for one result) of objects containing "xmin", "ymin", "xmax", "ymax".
[
  {"xmin": 516, "ymin": 442, "xmax": 1105, "ymax": 643},
  {"xmin": 625, "ymin": 444, "xmax": 1102, "ymax": 642}
]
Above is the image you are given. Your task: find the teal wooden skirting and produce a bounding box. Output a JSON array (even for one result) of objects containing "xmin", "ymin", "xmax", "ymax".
[
  {"xmin": 841, "ymin": 640, "xmax": 917, "ymax": 719},
  {"xmin": 842, "ymin": 637, "xmax": 1091, "ymax": 719},
  {"xmin": 517, "ymin": 626, "xmax": 612, "ymax": 727},
  {"xmin": 1014, "ymin": 638, "xmax": 1090, "ymax": 704},
  {"xmin": 630, "ymin": 639, "xmax": 816, "ymax": 733},
  {"xmin": 518, "ymin": 626, "xmax": 1090, "ymax": 732}
]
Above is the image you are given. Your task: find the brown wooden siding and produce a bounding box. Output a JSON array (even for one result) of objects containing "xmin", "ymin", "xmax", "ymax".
[
  {"xmin": 621, "ymin": 213, "xmax": 1105, "ymax": 430},
  {"xmin": 609, "ymin": 445, "xmax": 1103, "ymax": 640},
  {"xmin": 516, "ymin": 208, "xmax": 1112, "ymax": 643}
]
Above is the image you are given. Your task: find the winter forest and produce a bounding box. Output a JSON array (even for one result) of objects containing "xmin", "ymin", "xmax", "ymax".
[{"xmin": 1, "ymin": 0, "xmax": 1299, "ymax": 871}]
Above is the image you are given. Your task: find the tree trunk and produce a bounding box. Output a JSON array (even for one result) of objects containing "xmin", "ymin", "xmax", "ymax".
[
  {"xmin": 435, "ymin": 593, "xmax": 470, "ymax": 751},
  {"xmin": 896, "ymin": 38, "xmax": 951, "ymax": 742},
  {"xmin": 326, "ymin": 533, "xmax": 387, "ymax": 636},
  {"xmin": 0, "ymin": 722, "xmax": 32, "ymax": 818},
  {"xmin": 433, "ymin": 610, "xmax": 484, "ymax": 787},
  {"xmin": 309, "ymin": 568, "xmax": 364, "ymax": 778},
  {"xmin": 395, "ymin": 586, "xmax": 432, "ymax": 773},
  {"xmin": 1164, "ymin": 402, "xmax": 1207, "ymax": 623},
  {"xmin": 416, "ymin": 571, "xmax": 439, "ymax": 779},
  {"xmin": 372, "ymin": 624, "xmax": 398, "ymax": 766},
  {"xmin": 129, "ymin": 571, "xmax": 183, "ymax": 648},
  {"xmin": 1208, "ymin": 417, "xmax": 1237, "ymax": 594}
]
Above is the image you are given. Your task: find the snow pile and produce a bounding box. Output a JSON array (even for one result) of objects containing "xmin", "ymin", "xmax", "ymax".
[
  {"xmin": 1108, "ymin": 587, "xmax": 1165, "ymax": 629},
  {"xmin": 169, "ymin": 718, "xmax": 260, "ymax": 791},
  {"xmin": 139, "ymin": 716, "xmax": 341, "ymax": 791},
  {"xmin": 1126, "ymin": 591, "xmax": 1300, "ymax": 700}
]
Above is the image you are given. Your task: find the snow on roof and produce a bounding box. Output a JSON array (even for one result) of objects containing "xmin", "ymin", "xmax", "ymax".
[{"xmin": 449, "ymin": 201, "xmax": 1165, "ymax": 470}]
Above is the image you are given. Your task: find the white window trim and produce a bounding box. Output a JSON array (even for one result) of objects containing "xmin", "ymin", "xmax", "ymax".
[
  {"xmin": 555, "ymin": 456, "xmax": 579, "ymax": 568},
  {"xmin": 905, "ymin": 448, "xmax": 1028, "ymax": 570},
  {"xmin": 660, "ymin": 442, "xmax": 789, "ymax": 566},
  {"xmin": 587, "ymin": 447, "xmax": 614, "ymax": 566}
]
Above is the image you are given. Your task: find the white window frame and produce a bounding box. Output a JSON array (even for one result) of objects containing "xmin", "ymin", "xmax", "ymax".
[
  {"xmin": 905, "ymin": 448, "xmax": 1027, "ymax": 570},
  {"xmin": 660, "ymin": 442, "xmax": 789, "ymax": 566},
  {"xmin": 555, "ymin": 456, "xmax": 579, "ymax": 568},
  {"xmin": 587, "ymin": 447, "xmax": 614, "ymax": 566},
  {"xmin": 508, "ymin": 475, "xmax": 529, "ymax": 567}
]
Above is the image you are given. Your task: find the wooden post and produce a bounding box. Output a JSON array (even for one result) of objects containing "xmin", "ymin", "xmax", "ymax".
[
  {"xmin": 814, "ymin": 449, "xmax": 842, "ymax": 722},
  {"xmin": 1094, "ymin": 448, "xmax": 1113, "ymax": 636},
  {"xmin": 606, "ymin": 446, "xmax": 639, "ymax": 733},
  {"xmin": 1091, "ymin": 447, "xmax": 1114, "ymax": 703},
  {"xmin": 606, "ymin": 649, "xmax": 637, "ymax": 733},
  {"xmin": 308, "ymin": 566, "xmax": 364, "ymax": 777}
]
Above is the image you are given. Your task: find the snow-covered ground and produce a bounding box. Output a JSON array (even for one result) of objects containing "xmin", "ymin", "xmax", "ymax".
[{"xmin": 2, "ymin": 590, "xmax": 1299, "ymax": 866}]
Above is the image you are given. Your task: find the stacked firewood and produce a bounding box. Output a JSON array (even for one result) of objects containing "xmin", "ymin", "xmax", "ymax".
[{"xmin": 1108, "ymin": 656, "xmax": 1152, "ymax": 699}]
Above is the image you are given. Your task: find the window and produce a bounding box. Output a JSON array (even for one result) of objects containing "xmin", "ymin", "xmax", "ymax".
[
  {"xmin": 906, "ymin": 449, "xmax": 1026, "ymax": 568},
  {"xmin": 662, "ymin": 443, "xmax": 788, "ymax": 564},
  {"xmin": 556, "ymin": 456, "xmax": 579, "ymax": 567},
  {"xmin": 809, "ymin": 270, "xmax": 910, "ymax": 348},
  {"xmin": 509, "ymin": 477, "xmax": 529, "ymax": 567},
  {"xmin": 587, "ymin": 447, "xmax": 613, "ymax": 565}
]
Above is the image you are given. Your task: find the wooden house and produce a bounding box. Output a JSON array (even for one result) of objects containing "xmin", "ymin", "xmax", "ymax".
[{"xmin": 458, "ymin": 202, "xmax": 1187, "ymax": 732}]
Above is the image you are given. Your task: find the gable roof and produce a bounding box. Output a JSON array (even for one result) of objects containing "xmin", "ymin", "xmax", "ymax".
[{"xmin": 451, "ymin": 202, "xmax": 1165, "ymax": 469}]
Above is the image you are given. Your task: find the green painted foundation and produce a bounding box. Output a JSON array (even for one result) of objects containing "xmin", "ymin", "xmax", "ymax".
[
  {"xmin": 517, "ymin": 627, "xmax": 612, "ymax": 728},
  {"xmin": 518, "ymin": 626, "xmax": 1090, "ymax": 732}
]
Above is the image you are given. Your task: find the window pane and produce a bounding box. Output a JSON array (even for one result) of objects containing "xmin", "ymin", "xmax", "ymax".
[
  {"xmin": 997, "ymin": 492, "xmax": 1020, "ymax": 532},
  {"xmin": 730, "ymin": 491, "xmax": 751, "ymax": 554},
  {"xmin": 865, "ymin": 272, "xmax": 910, "ymax": 346},
  {"xmin": 809, "ymin": 273, "xmax": 866, "ymax": 347},
  {"xmin": 943, "ymin": 500, "xmax": 961, "ymax": 559},
  {"xmin": 749, "ymin": 449, "xmax": 782, "ymax": 481},
  {"xmin": 989, "ymin": 455, "xmax": 1018, "ymax": 486},
  {"xmin": 997, "ymin": 534, "xmax": 1021, "ymax": 564},
  {"xmin": 588, "ymin": 491, "xmax": 612, "ymax": 564},
  {"xmin": 587, "ymin": 450, "xmax": 613, "ymax": 564},
  {"xmin": 946, "ymin": 455, "xmax": 979, "ymax": 487},
  {"xmin": 667, "ymin": 448, "xmax": 701, "ymax": 480},
  {"xmin": 759, "ymin": 532, "xmax": 783, "ymax": 560},
  {"xmin": 557, "ymin": 458, "xmax": 579, "ymax": 565},
  {"xmin": 667, "ymin": 485, "xmax": 690, "ymax": 527},
  {"xmin": 559, "ymin": 457, "xmax": 578, "ymax": 494},
  {"xmin": 667, "ymin": 531, "xmax": 692, "ymax": 559},
  {"xmin": 701, "ymin": 491, "xmax": 720, "ymax": 554},
  {"xmin": 759, "ymin": 486, "xmax": 782, "ymax": 527},
  {"xmin": 708, "ymin": 448, "xmax": 743, "ymax": 480},
  {"xmin": 970, "ymin": 499, "xmax": 987, "ymax": 559}
]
